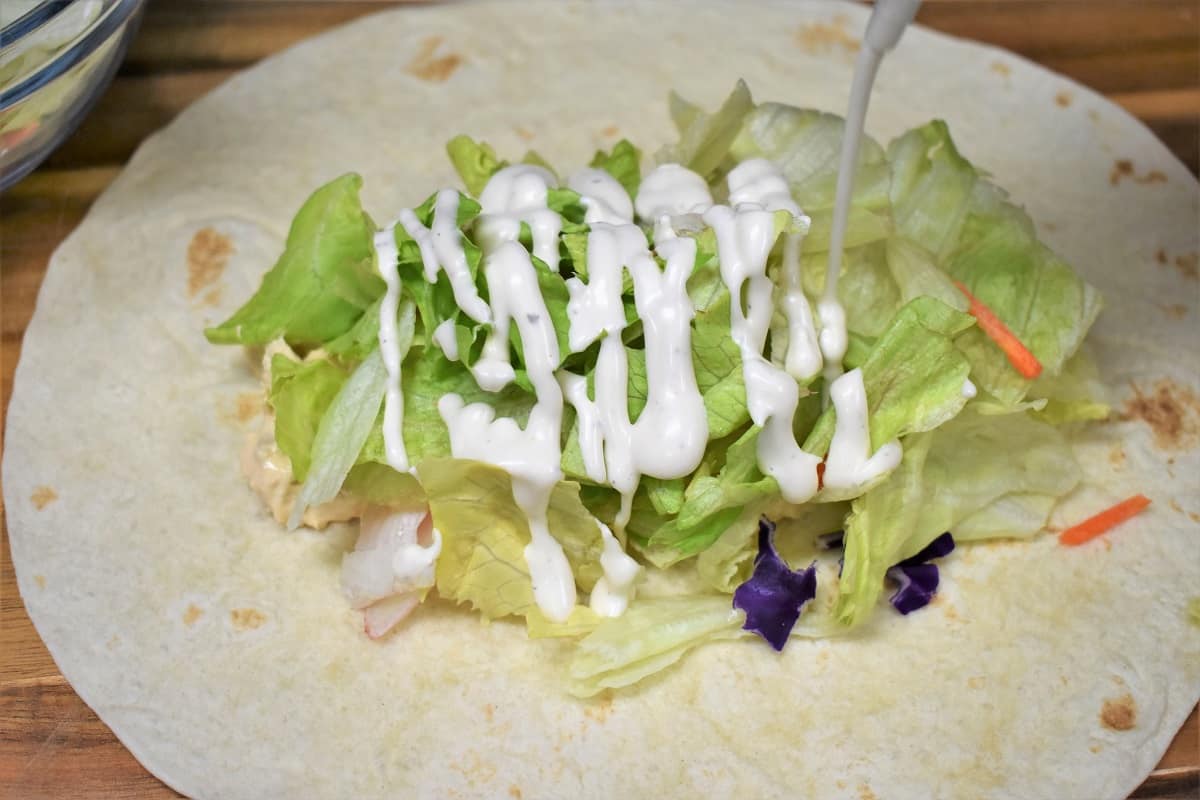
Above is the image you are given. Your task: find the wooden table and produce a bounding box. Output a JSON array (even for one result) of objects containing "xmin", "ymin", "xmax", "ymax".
[{"xmin": 1, "ymin": 1, "xmax": 1197, "ymax": 797}]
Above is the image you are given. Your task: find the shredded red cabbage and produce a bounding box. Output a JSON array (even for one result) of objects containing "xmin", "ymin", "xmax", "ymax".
[
  {"xmin": 897, "ymin": 531, "xmax": 955, "ymax": 565},
  {"xmin": 733, "ymin": 517, "xmax": 817, "ymax": 651},
  {"xmin": 888, "ymin": 532, "xmax": 956, "ymax": 614}
]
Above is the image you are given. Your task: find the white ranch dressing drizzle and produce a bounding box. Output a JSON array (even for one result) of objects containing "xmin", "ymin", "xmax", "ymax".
[
  {"xmin": 821, "ymin": 368, "xmax": 903, "ymax": 489},
  {"xmin": 961, "ymin": 378, "xmax": 978, "ymax": 399},
  {"xmin": 373, "ymin": 226, "xmax": 410, "ymax": 472},
  {"xmin": 726, "ymin": 159, "xmax": 823, "ymax": 382},
  {"xmin": 702, "ymin": 199, "xmax": 822, "ymax": 504},
  {"xmin": 562, "ymin": 207, "xmax": 707, "ymax": 532},
  {"xmin": 432, "ymin": 319, "xmax": 459, "ymax": 361},
  {"xmin": 824, "ymin": 0, "xmax": 923, "ymax": 388},
  {"xmin": 439, "ymin": 166, "xmax": 577, "ymax": 622},
  {"xmin": 472, "ymin": 165, "xmax": 564, "ymax": 392},
  {"xmin": 589, "ymin": 521, "xmax": 643, "ymax": 617},
  {"xmin": 635, "ymin": 163, "xmax": 714, "ymax": 221},
  {"xmin": 568, "ymin": 167, "xmax": 634, "ymax": 225}
]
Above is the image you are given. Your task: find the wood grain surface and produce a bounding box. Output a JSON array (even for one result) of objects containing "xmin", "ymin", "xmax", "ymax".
[{"xmin": 1, "ymin": 2, "xmax": 1197, "ymax": 798}]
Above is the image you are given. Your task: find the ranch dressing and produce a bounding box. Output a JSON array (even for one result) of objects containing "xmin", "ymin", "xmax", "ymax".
[
  {"xmin": 703, "ymin": 199, "xmax": 822, "ymax": 504},
  {"xmin": 373, "ymin": 225, "xmax": 410, "ymax": 472},
  {"xmin": 439, "ymin": 168, "xmax": 577, "ymax": 622},
  {"xmin": 824, "ymin": 0, "xmax": 923, "ymax": 387},
  {"xmin": 562, "ymin": 201, "xmax": 708, "ymax": 531}
]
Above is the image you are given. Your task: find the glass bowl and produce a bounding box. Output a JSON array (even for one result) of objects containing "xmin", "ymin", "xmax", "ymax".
[{"xmin": 0, "ymin": 0, "xmax": 146, "ymax": 191}]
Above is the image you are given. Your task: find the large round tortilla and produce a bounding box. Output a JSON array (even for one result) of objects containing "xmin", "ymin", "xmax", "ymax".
[{"xmin": 5, "ymin": 2, "xmax": 1199, "ymax": 798}]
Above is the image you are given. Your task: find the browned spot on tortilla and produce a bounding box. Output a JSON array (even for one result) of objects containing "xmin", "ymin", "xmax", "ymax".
[
  {"xmin": 1155, "ymin": 248, "xmax": 1168, "ymax": 265},
  {"xmin": 406, "ymin": 36, "xmax": 463, "ymax": 83},
  {"xmin": 1174, "ymin": 252, "xmax": 1199, "ymax": 279},
  {"xmin": 1087, "ymin": 109, "xmax": 1100, "ymax": 123},
  {"xmin": 1090, "ymin": 743, "xmax": 1103, "ymax": 753},
  {"xmin": 943, "ymin": 604, "xmax": 960, "ymax": 621},
  {"xmin": 836, "ymin": 780, "xmax": 847, "ymax": 790},
  {"xmin": 1123, "ymin": 379, "xmax": 1200, "ymax": 450},
  {"xmin": 600, "ymin": 125, "xmax": 619, "ymax": 138},
  {"xmin": 1108, "ymin": 446, "xmax": 1126, "ymax": 467},
  {"xmin": 1189, "ymin": 511, "xmax": 1200, "ymax": 524},
  {"xmin": 990, "ymin": 61, "xmax": 1011, "ymax": 77},
  {"xmin": 236, "ymin": 392, "xmax": 263, "ymax": 422},
  {"xmin": 858, "ymin": 784, "xmax": 878, "ymax": 800},
  {"xmin": 508, "ymin": 786, "xmax": 523, "ymax": 799},
  {"xmin": 795, "ymin": 21, "xmax": 860, "ymax": 54},
  {"xmin": 183, "ymin": 605, "xmax": 204, "ymax": 626},
  {"xmin": 1169, "ymin": 499, "xmax": 1183, "ymax": 513},
  {"xmin": 583, "ymin": 691, "xmax": 614, "ymax": 723},
  {"xmin": 1111, "ymin": 159, "xmax": 1169, "ymax": 186},
  {"xmin": 1054, "ymin": 91, "xmax": 1072, "ymax": 108},
  {"xmin": 1100, "ymin": 693, "xmax": 1137, "ymax": 731},
  {"xmin": 187, "ymin": 227, "xmax": 234, "ymax": 296},
  {"xmin": 967, "ymin": 676, "xmax": 985, "ymax": 689},
  {"xmin": 34, "ymin": 575, "xmax": 46, "ymax": 589},
  {"xmin": 1158, "ymin": 302, "xmax": 1189, "ymax": 319},
  {"xmin": 230, "ymin": 608, "xmax": 267, "ymax": 631},
  {"xmin": 1103, "ymin": 538, "xmax": 1112, "ymax": 551},
  {"xmin": 482, "ymin": 703, "xmax": 494, "ymax": 722},
  {"xmin": 1110, "ymin": 159, "xmax": 1133, "ymax": 185},
  {"xmin": 1041, "ymin": 221, "xmax": 1058, "ymax": 231},
  {"xmin": 199, "ymin": 285, "xmax": 222, "ymax": 308},
  {"xmin": 514, "ymin": 126, "xmax": 535, "ymax": 142},
  {"xmin": 31, "ymin": 486, "xmax": 58, "ymax": 510}
]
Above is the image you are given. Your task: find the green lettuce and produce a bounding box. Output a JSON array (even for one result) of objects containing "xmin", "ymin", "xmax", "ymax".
[
  {"xmin": 268, "ymin": 354, "xmax": 346, "ymax": 481},
  {"xmin": 567, "ymin": 595, "xmax": 746, "ymax": 697},
  {"xmin": 206, "ymin": 174, "xmax": 382, "ymax": 347},
  {"xmin": 288, "ymin": 300, "xmax": 414, "ymax": 526},
  {"xmin": 418, "ymin": 459, "xmax": 605, "ymax": 621},
  {"xmin": 804, "ymin": 297, "xmax": 975, "ymax": 456},
  {"xmin": 730, "ymin": 102, "xmax": 891, "ymax": 212},
  {"xmin": 836, "ymin": 432, "xmax": 934, "ymax": 627},
  {"xmin": 659, "ymin": 80, "xmax": 755, "ymax": 179},
  {"xmin": 446, "ymin": 135, "xmax": 505, "ymax": 197},
  {"xmin": 589, "ymin": 139, "xmax": 643, "ymax": 198},
  {"xmin": 836, "ymin": 408, "xmax": 1082, "ymax": 627},
  {"xmin": 915, "ymin": 410, "xmax": 1081, "ymax": 542},
  {"xmin": 888, "ymin": 122, "xmax": 1103, "ymax": 404}
]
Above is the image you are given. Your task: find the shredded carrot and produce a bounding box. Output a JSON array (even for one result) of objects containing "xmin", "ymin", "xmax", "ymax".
[
  {"xmin": 954, "ymin": 280, "xmax": 1043, "ymax": 379},
  {"xmin": 1058, "ymin": 494, "xmax": 1151, "ymax": 546}
]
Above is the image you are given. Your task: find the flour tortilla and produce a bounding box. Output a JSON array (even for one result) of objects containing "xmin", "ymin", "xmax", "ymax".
[{"xmin": 5, "ymin": 2, "xmax": 1199, "ymax": 798}]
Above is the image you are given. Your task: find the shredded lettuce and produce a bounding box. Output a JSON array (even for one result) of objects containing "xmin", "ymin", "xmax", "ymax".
[
  {"xmin": 446, "ymin": 135, "xmax": 505, "ymax": 197},
  {"xmin": 888, "ymin": 121, "xmax": 1103, "ymax": 404},
  {"xmin": 288, "ymin": 303, "xmax": 412, "ymax": 527},
  {"xmin": 567, "ymin": 595, "xmax": 746, "ymax": 697},
  {"xmin": 418, "ymin": 459, "xmax": 604, "ymax": 620},
  {"xmin": 589, "ymin": 139, "xmax": 643, "ymax": 198},
  {"xmin": 206, "ymin": 174, "xmax": 381, "ymax": 347},
  {"xmin": 268, "ymin": 354, "xmax": 346, "ymax": 482},
  {"xmin": 659, "ymin": 79, "xmax": 755, "ymax": 179},
  {"xmin": 804, "ymin": 297, "xmax": 974, "ymax": 457}
]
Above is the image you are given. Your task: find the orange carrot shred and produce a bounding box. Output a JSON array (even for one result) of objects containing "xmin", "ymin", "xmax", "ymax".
[
  {"xmin": 954, "ymin": 280, "xmax": 1043, "ymax": 379},
  {"xmin": 1058, "ymin": 494, "xmax": 1151, "ymax": 546}
]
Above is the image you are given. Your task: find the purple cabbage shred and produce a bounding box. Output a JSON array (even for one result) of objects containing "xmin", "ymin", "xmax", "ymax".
[
  {"xmin": 733, "ymin": 517, "xmax": 817, "ymax": 651},
  {"xmin": 888, "ymin": 532, "xmax": 956, "ymax": 615}
]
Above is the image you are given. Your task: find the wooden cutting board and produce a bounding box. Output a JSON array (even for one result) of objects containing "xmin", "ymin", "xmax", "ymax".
[{"xmin": 1, "ymin": 2, "xmax": 1197, "ymax": 797}]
